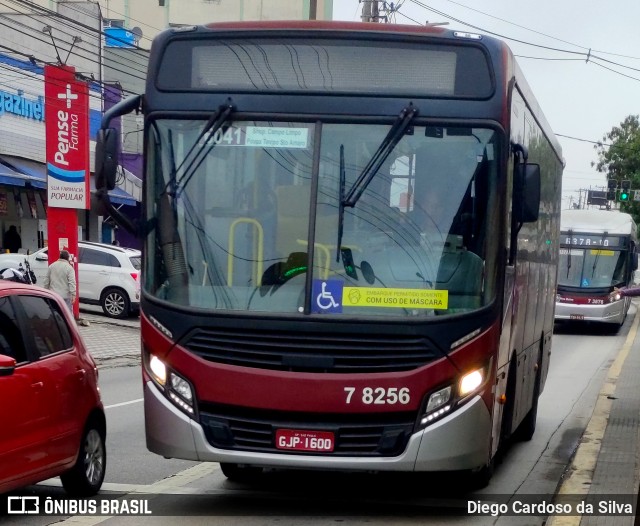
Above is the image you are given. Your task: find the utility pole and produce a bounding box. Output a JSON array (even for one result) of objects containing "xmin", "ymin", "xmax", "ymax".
[{"xmin": 361, "ymin": 0, "xmax": 380, "ymax": 23}]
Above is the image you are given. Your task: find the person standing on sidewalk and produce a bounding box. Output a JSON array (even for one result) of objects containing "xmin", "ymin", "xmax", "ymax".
[{"xmin": 43, "ymin": 250, "xmax": 76, "ymax": 312}]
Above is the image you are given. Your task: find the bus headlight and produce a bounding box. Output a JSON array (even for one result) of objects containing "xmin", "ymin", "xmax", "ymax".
[
  {"xmin": 146, "ymin": 352, "xmax": 195, "ymax": 416},
  {"xmin": 418, "ymin": 365, "xmax": 488, "ymax": 429},
  {"xmin": 421, "ymin": 386, "xmax": 453, "ymax": 426},
  {"xmin": 459, "ymin": 368, "xmax": 484, "ymax": 396},
  {"xmin": 149, "ymin": 355, "xmax": 167, "ymax": 386},
  {"xmin": 168, "ymin": 372, "xmax": 195, "ymax": 415}
]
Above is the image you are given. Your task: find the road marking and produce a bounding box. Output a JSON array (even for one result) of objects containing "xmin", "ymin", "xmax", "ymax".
[
  {"xmin": 104, "ymin": 398, "xmax": 143, "ymax": 409},
  {"xmin": 56, "ymin": 463, "xmax": 220, "ymax": 525},
  {"xmin": 547, "ymin": 308, "xmax": 639, "ymax": 526}
]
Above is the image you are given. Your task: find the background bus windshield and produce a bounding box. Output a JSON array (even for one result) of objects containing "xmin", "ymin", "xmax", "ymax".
[
  {"xmin": 558, "ymin": 247, "xmax": 628, "ymax": 288},
  {"xmin": 144, "ymin": 120, "xmax": 500, "ymax": 317}
]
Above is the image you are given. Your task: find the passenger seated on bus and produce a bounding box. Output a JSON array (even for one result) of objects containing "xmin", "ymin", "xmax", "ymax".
[{"xmin": 436, "ymin": 234, "xmax": 483, "ymax": 310}]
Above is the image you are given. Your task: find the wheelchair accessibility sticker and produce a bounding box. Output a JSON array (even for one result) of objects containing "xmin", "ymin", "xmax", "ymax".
[
  {"xmin": 311, "ymin": 280, "xmax": 449, "ymax": 313},
  {"xmin": 312, "ymin": 280, "xmax": 343, "ymax": 313}
]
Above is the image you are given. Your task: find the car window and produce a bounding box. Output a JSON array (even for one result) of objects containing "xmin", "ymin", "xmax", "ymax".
[
  {"xmin": 50, "ymin": 300, "xmax": 74, "ymax": 349},
  {"xmin": 80, "ymin": 248, "xmax": 112, "ymax": 266},
  {"xmin": 16, "ymin": 295, "xmax": 71, "ymax": 358},
  {"xmin": 129, "ymin": 256, "xmax": 141, "ymax": 270},
  {"xmin": 0, "ymin": 297, "xmax": 26, "ymax": 363},
  {"xmin": 107, "ymin": 253, "xmax": 121, "ymax": 267}
]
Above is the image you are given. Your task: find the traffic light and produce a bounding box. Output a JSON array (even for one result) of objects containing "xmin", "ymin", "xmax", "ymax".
[
  {"xmin": 620, "ymin": 180, "xmax": 631, "ymax": 201},
  {"xmin": 607, "ymin": 179, "xmax": 617, "ymax": 201}
]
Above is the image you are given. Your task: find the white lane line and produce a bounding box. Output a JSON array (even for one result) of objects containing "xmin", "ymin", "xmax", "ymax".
[
  {"xmin": 56, "ymin": 463, "xmax": 220, "ymax": 525},
  {"xmin": 104, "ymin": 398, "xmax": 143, "ymax": 409}
]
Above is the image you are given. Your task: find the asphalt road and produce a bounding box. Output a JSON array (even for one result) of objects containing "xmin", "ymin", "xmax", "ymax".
[{"xmin": 6, "ymin": 308, "xmax": 633, "ymax": 525}]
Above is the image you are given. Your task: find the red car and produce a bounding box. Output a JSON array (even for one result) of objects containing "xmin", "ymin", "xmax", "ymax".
[{"xmin": 0, "ymin": 280, "xmax": 106, "ymax": 496}]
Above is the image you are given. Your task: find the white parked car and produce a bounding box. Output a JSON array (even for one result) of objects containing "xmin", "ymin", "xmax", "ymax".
[{"xmin": 0, "ymin": 241, "xmax": 141, "ymax": 319}]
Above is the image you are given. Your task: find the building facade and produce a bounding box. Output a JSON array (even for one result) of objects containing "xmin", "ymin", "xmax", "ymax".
[{"xmin": 0, "ymin": 0, "xmax": 332, "ymax": 252}]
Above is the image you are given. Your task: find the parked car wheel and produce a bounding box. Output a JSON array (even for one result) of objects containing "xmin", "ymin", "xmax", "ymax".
[
  {"xmin": 101, "ymin": 288, "xmax": 130, "ymax": 318},
  {"xmin": 60, "ymin": 422, "xmax": 106, "ymax": 496}
]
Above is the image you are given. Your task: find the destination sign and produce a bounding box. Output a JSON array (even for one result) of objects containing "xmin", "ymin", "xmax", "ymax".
[
  {"xmin": 560, "ymin": 234, "xmax": 624, "ymax": 248},
  {"xmin": 198, "ymin": 124, "xmax": 310, "ymax": 149}
]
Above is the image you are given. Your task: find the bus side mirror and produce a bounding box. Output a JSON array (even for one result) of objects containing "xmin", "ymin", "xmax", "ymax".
[
  {"xmin": 95, "ymin": 128, "xmax": 120, "ymax": 191},
  {"xmin": 513, "ymin": 163, "xmax": 541, "ymax": 223}
]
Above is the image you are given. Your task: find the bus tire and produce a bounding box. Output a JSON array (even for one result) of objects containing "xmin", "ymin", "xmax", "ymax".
[
  {"xmin": 220, "ymin": 463, "xmax": 263, "ymax": 482},
  {"xmin": 466, "ymin": 458, "xmax": 494, "ymax": 489},
  {"xmin": 516, "ymin": 347, "xmax": 543, "ymax": 442}
]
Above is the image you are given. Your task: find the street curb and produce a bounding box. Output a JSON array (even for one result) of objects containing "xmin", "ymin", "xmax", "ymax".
[{"xmin": 546, "ymin": 308, "xmax": 639, "ymax": 526}]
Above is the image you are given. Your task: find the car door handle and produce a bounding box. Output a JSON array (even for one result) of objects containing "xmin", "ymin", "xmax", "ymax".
[
  {"xmin": 31, "ymin": 381, "xmax": 44, "ymax": 389},
  {"xmin": 75, "ymin": 368, "xmax": 86, "ymax": 379}
]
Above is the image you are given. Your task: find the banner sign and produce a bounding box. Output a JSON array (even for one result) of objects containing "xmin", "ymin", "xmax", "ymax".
[{"xmin": 44, "ymin": 64, "xmax": 90, "ymax": 209}]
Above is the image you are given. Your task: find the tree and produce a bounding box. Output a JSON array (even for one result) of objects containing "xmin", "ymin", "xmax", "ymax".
[{"xmin": 593, "ymin": 115, "xmax": 640, "ymax": 223}]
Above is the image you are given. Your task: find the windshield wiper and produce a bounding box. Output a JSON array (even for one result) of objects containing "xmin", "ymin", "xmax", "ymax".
[
  {"xmin": 174, "ymin": 101, "xmax": 235, "ymax": 196},
  {"xmin": 342, "ymin": 104, "xmax": 418, "ymax": 208},
  {"xmin": 336, "ymin": 144, "xmax": 346, "ymax": 261},
  {"xmin": 591, "ymin": 231, "xmax": 608, "ymax": 278},
  {"xmin": 566, "ymin": 229, "xmax": 572, "ymax": 278}
]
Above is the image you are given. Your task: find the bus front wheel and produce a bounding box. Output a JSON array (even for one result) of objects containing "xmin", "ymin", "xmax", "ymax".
[{"xmin": 220, "ymin": 463, "xmax": 263, "ymax": 482}]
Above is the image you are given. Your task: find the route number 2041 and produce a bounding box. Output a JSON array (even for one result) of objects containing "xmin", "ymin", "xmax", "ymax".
[{"xmin": 344, "ymin": 387, "xmax": 410, "ymax": 405}]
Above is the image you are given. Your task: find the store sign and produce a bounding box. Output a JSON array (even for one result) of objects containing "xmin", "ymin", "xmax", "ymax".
[
  {"xmin": 0, "ymin": 90, "xmax": 44, "ymax": 121},
  {"xmin": 44, "ymin": 64, "xmax": 90, "ymax": 209}
]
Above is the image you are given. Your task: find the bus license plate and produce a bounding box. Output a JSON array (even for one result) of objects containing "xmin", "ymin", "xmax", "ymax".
[
  {"xmin": 275, "ymin": 429, "xmax": 334, "ymax": 452},
  {"xmin": 570, "ymin": 314, "xmax": 584, "ymax": 320}
]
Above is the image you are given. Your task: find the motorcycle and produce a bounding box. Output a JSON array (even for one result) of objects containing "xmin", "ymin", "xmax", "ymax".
[{"xmin": 0, "ymin": 258, "xmax": 37, "ymax": 285}]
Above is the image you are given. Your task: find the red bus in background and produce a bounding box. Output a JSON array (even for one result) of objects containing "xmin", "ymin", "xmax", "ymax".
[
  {"xmin": 94, "ymin": 21, "xmax": 563, "ymax": 486},
  {"xmin": 555, "ymin": 209, "xmax": 638, "ymax": 330}
]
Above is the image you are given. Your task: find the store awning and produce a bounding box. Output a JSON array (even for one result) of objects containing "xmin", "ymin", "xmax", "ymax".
[
  {"xmin": 0, "ymin": 155, "xmax": 138, "ymax": 206},
  {"xmin": 89, "ymin": 177, "xmax": 137, "ymax": 206},
  {"xmin": 0, "ymin": 159, "xmax": 47, "ymax": 189}
]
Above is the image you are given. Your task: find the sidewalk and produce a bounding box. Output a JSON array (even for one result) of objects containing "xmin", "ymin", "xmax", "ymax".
[
  {"xmin": 549, "ymin": 310, "xmax": 640, "ymax": 526},
  {"xmin": 76, "ymin": 310, "xmax": 141, "ymax": 368}
]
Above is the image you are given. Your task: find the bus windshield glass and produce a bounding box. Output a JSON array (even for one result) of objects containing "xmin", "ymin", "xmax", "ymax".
[
  {"xmin": 558, "ymin": 246, "xmax": 628, "ymax": 288},
  {"xmin": 145, "ymin": 119, "xmax": 500, "ymax": 317}
]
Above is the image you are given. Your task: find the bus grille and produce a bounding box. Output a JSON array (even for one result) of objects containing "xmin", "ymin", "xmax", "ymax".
[
  {"xmin": 182, "ymin": 327, "xmax": 439, "ymax": 373},
  {"xmin": 199, "ymin": 404, "xmax": 416, "ymax": 457}
]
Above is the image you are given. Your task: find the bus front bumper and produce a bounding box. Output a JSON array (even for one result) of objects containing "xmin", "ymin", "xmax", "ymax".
[
  {"xmin": 554, "ymin": 299, "xmax": 627, "ymax": 324},
  {"xmin": 144, "ymin": 381, "xmax": 491, "ymax": 472}
]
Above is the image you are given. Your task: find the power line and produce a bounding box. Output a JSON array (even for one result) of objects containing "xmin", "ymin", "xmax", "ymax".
[
  {"xmin": 406, "ymin": 0, "xmax": 640, "ymax": 79},
  {"xmin": 0, "ymin": 11, "xmax": 149, "ymax": 85},
  {"xmin": 1, "ymin": 1, "xmax": 150, "ymax": 78}
]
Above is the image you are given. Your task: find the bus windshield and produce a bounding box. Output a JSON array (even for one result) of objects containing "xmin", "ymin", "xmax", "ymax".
[
  {"xmin": 144, "ymin": 119, "xmax": 500, "ymax": 317},
  {"xmin": 558, "ymin": 246, "xmax": 628, "ymax": 288}
]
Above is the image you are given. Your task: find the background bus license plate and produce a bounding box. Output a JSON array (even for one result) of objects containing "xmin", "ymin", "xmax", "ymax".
[
  {"xmin": 276, "ymin": 429, "xmax": 334, "ymax": 452},
  {"xmin": 570, "ymin": 314, "xmax": 585, "ymax": 320}
]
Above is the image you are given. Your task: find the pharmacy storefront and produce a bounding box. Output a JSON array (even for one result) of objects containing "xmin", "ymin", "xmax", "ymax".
[{"xmin": 0, "ymin": 55, "xmax": 139, "ymax": 254}]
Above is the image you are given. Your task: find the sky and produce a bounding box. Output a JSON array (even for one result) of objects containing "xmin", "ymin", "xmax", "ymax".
[{"xmin": 332, "ymin": 0, "xmax": 640, "ymax": 209}]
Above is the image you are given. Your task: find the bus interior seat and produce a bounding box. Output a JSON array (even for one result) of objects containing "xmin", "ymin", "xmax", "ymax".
[{"xmin": 275, "ymin": 185, "xmax": 333, "ymax": 259}]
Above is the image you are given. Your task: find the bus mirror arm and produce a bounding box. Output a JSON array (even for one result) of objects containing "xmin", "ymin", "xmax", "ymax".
[
  {"xmin": 95, "ymin": 189, "xmax": 139, "ymax": 237},
  {"xmin": 95, "ymin": 95, "xmax": 142, "ymax": 191}
]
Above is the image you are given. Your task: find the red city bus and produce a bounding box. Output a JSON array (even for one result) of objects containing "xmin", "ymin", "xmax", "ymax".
[{"xmin": 95, "ymin": 21, "xmax": 563, "ymax": 486}]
